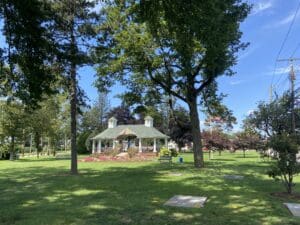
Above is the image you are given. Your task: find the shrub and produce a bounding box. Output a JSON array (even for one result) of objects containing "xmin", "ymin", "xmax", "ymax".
[
  {"xmin": 169, "ymin": 148, "xmax": 178, "ymax": 157},
  {"xmin": 77, "ymin": 132, "xmax": 90, "ymax": 154},
  {"xmin": 110, "ymin": 148, "xmax": 120, "ymax": 157},
  {"xmin": 267, "ymin": 134, "xmax": 300, "ymax": 194},
  {"xmin": 127, "ymin": 147, "xmax": 138, "ymax": 158},
  {"xmin": 159, "ymin": 147, "xmax": 171, "ymax": 156}
]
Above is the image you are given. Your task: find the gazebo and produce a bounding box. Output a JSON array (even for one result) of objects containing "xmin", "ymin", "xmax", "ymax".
[{"xmin": 91, "ymin": 116, "xmax": 169, "ymax": 153}]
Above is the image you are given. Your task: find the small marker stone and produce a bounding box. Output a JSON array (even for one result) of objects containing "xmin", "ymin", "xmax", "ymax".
[
  {"xmin": 223, "ymin": 175, "xmax": 244, "ymax": 180},
  {"xmin": 284, "ymin": 203, "xmax": 300, "ymax": 217},
  {"xmin": 164, "ymin": 195, "xmax": 207, "ymax": 208}
]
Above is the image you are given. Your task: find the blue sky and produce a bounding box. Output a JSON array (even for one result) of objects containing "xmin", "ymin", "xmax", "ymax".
[
  {"xmin": 80, "ymin": 0, "xmax": 300, "ymax": 130},
  {"xmin": 1, "ymin": 0, "xmax": 300, "ymax": 130}
]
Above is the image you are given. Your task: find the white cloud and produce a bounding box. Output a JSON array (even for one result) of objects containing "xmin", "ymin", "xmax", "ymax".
[
  {"xmin": 239, "ymin": 45, "xmax": 259, "ymax": 60},
  {"xmin": 247, "ymin": 110, "xmax": 254, "ymax": 116},
  {"xmin": 88, "ymin": 1, "xmax": 105, "ymax": 13},
  {"xmin": 266, "ymin": 65, "xmax": 300, "ymax": 76},
  {"xmin": 274, "ymin": 66, "xmax": 290, "ymax": 75},
  {"xmin": 265, "ymin": 11, "xmax": 300, "ymax": 29},
  {"xmin": 278, "ymin": 13, "xmax": 296, "ymax": 26},
  {"xmin": 229, "ymin": 80, "xmax": 244, "ymax": 85},
  {"xmin": 252, "ymin": 1, "xmax": 273, "ymax": 15}
]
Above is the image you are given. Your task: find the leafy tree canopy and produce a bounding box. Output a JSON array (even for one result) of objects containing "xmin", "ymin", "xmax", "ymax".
[
  {"xmin": 245, "ymin": 91, "xmax": 300, "ymax": 137},
  {"xmin": 95, "ymin": 0, "xmax": 250, "ymax": 167}
]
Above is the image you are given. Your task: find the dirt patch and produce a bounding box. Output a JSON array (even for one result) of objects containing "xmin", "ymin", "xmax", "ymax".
[{"xmin": 270, "ymin": 192, "xmax": 300, "ymax": 201}]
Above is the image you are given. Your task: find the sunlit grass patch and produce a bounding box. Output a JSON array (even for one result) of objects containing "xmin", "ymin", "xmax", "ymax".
[{"xmin": 0, "ymin": 151, "xmax": 300, "ymax": 225}]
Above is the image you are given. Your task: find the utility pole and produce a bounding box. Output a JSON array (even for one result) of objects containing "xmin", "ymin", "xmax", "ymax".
[
  {"xmin": 290, "ymin": 65, "xmax": 296, "ymax": 133},
  {"xmin": 269, "ymin": 85, "xmax": 273, "ymax": 103},
  {"xmin": 277, "ymin": 58, "xmax": 299, "ymax": 133}
]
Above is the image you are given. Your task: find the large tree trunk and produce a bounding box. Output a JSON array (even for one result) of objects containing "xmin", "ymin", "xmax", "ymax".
[
  {"xmin": 9, "ymin": 136, "xmax": 15, "ymax": 161},
  {"xmin": 188, "ymin": 98, "xmax": 204, "ymax": 168},
  {"xmin": 64, "ymin": 134, "xmax": 67, "ymax": 151},
  {"xmin": 70, "ymin": 54, "xmax": 78, "ymax": 175},
  {"xmin": 29, "ymin": 134, "xmax": 32, "ymax": 153},
  {"xmin": 69, "ymin": 13, "xmax": 78, "ymax": 175},
  {"xmin": 287, "ymin": 173, "xmax": 293, "ymax": 194},
  {"xmin": 34, "ymin": 132, "xmax": 41, "ymax": 158}
]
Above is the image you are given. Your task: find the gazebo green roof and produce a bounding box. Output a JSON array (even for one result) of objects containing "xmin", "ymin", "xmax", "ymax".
[{"xmin": 92, "ymin": 125, "xmax": 169, "ymax": 140}]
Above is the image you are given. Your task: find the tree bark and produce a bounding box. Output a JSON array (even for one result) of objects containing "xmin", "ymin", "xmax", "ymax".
[
  {"xmin": 70, "ymin": 51, "xmax": 78, "ymax": 175},
  {"xmin": 22, "ymin": 129, "xmax": 25, "ymax": 157},
  {"xmin": 29, "ymin": 134, "xmax": 32, "ymax": 153},
  {"xmin": 287, "ymin": 173, "xmax": 293, "ymax": 194},
  {"xmin": 188, "ymin": 98, "xmax": 204, "ymax": 168},
  {"xmin": 9, "ymin": 136, "xmax": 15, "ymax": 161},
  {"xmin": 34, "ymin": 132, "xmax": 41, "ymax": 158},
  {"xmin": 70, "ymin": 63, "xmax": 78, "ymax": 174},
  {"xmin": 69, "ymin": 10, "xmax": 78, "ymax": 175},
  {"xmin": 64, "ymin": 134, "xmax": 67, "ymax": 151}
]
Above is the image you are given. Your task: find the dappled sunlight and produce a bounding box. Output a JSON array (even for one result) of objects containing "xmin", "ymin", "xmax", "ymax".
[
  {"xmin": 1, "ymin": 151, "xmax": 300, "ymax": 224},
  {"xmin": 22, "ymin": 200, "xmax": 38, "ymax": 207},
  {"xmin": 172, "ymin": 212, "xmax": 202, "ymax": 220}
]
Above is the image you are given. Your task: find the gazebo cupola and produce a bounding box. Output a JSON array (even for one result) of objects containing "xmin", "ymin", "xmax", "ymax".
[
  {"xmin": 144, "ymin": 116, "xmax": 153, "ymax": 127},
  {"xmin": 108, "ymin": 117, "xmax": 117, "ymax": 128}
]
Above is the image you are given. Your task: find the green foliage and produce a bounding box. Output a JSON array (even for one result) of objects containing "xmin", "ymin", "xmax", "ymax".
[
  {"xmin": 127, "ymin": 147, "xmax": 138, "ymax": 158},
  {"xmin": 159, "ymin": 147, "xmax": 171, "ymax": 157},
  {"xmin": 245, "ymin": 91, "xmax": 300, "ymax": 137},
  {"xmin": 0, "ymin": 0, "xmax": 57, "ymax": 106},
  {"xmin": 0, "ymin": 101, "xmax": 27, "ymax": 158},
  {"xmin": 0, "ymin": 141, "xmax": 10, "ymax": 159},
  {"xmin": 106, "ymin": 105, "xmax": 135, "ymax": 125},
  {"xmin": 80, "ymin": 92, "xmax": 110, "ymax": 133},
  {"xmin": 169, "ymin": 148, "xmax": 178, "ymax": 157},
  {"xmin": 267, "ymin": 134, "xmax": 300, "ymax": 194},
  {"xmin": 168, "ymin": 106, "xmax": 193, "ymax": 149},
  {"xmin": 95, "ymin": 0, "xmax": 250, "ymax": 167},
  {"xmin": 104, "ymin": 145, "xmax": 120, "ymax": 157},
  {"xmin": 77, "ymin": 132, "xmax": 90, "ymax": 154}
]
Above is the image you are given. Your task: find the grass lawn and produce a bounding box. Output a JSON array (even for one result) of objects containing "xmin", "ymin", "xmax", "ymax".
[{"xmin": 1, "ymin": 151, "xmax": 300, "ymax": 225}]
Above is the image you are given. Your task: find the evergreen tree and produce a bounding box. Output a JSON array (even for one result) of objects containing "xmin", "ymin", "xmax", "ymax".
[{"xmin": 49, "ymin": 0, "xmax": 99, "ymax": 174}]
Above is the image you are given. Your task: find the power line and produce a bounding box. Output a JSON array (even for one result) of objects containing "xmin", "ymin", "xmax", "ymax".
[
  {"xmin": 276, "ymin": 58, "xmax": 299, "ymax": 133},
  {"xmin": 275, "ymin": 76, "xmax": 289, "ymax": 94},
  {"xmin": 273, "ymin": 61, "xmax": 290, "ymax": 91},
  {"xmin": 291, "ymin": 42, "xmax": 300, "ymax": 57},
  {"xmin": 271, "ymin": 0, "xmax": 300, "ymax": 87}
]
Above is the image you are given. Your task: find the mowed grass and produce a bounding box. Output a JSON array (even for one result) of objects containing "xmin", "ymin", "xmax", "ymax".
[{"xmin": 1, "ymin": 151, "xmax": 300, "ymax": 225}]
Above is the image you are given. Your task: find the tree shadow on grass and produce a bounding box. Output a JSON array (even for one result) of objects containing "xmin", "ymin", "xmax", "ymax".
[
  {"xmin": 0, "ymin": 161, "xmax": 299, "ymax": 225},
  {"xmin": 18, "ymin": 158, "xmax": 69, "ymax": 162},
  {"xmin": 210, "ymin": 158, "xmax": 236, "ymax": 161}
]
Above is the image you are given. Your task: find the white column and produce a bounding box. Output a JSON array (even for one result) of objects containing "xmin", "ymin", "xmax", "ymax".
[
  {"xmin": 92, "ymin": 140, "xmax": 95, "ymax": 153},
  {"xmin": 139, "ymin": 138, "xmax": 142, "ymax": 153},
  {"xmin": 153, "ymin": 138, "xmax": 157, "ymax": 152},
  {"xmin": 112, "ymin": 139, "xmax": 116, "ymax": 149},
  {"xmin": 98, "ymin": 140, "xmax": 102, "ymax": 153},
  {"xmin": 165, "ymin": 138, "xmax": 168, "ymax": 149}
]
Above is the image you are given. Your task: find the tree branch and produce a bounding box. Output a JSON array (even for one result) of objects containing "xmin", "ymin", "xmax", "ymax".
[
  {"xmin": 192, "ymin": 61, "xmax": 203, "ymax": 78},
  {"xmin": 196, "ymin": 76, "xmax": 214, "ymax": 94},
  {"xmin": 146, "ymin": 66, "xmax": 187, "ymax": 102}
]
